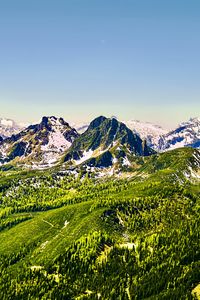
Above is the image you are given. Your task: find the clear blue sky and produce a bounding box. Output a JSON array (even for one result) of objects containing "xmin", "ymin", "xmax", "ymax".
[{"xmin": 0, "ymin": 0, "xmax": 200, "ymax": 128}]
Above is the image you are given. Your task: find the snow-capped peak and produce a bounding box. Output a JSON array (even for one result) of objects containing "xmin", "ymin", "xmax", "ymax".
[
  {"xmin": 124, "ymin": 120, "xmax": 167, "ymax": 137},
  {"xmin": 0, "ymin": 117, "xmax": 24, "ymax": 139},
  {"xmin": 123, "ymin": 119, "xmax": 168, "ymax": 148},
  {"xmin": 180, "ymin": 117, "xmax": 200, "ymax": 127},
  {"xmin": 0, "ymin": 116, "xmax": 79, "ymax": 168},
  {"xmin": 157, "ymin": 117, "xmax": 200, "ymax": 151}
]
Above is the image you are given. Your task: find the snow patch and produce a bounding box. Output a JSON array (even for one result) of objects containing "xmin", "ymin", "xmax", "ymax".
[
  {"xmin": 75, "ymin": 149, "xmax": 93, "ymax": 165},
  {"xmin": 112, "ymin": 157, "xmax": 118, "ymax": 164},
  {"xmin": 63, "ymin": 220, "xmax": 69, "ymax": 228},
  {"xmin": 123, "ymin": 156, "xmax": 131, "ymax": 166}
]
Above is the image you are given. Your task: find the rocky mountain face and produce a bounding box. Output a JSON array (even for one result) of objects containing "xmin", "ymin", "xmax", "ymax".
[
  {"xmin": 0, "ymin": 116, "xmax": 79, "ymax": 167},
  {"xmin": 156, "ymin": 117, "xmax": 200, "ymax": 152},
  {"xmin": 0, "ymin": 118, "xmax": 24, "ymax": 139},
  {"xmin": 64, "ymin": 116, "xmax": 155, "ymax": 168},
  {"xmin": 1, "ymin": 114, "xmax": 199, "ymax": 170},
  {"xmin": 71, "ymin": 117, "xmax": 200, "ymax": 152}
]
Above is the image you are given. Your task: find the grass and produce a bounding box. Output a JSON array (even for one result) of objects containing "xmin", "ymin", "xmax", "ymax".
[
  {"xmin": 0, "ymin": 201, "xmax": 118, "ymax": 266},
  {"xmin": 0, "ymin": 147, "xmax": 199, "ymax": 299}
]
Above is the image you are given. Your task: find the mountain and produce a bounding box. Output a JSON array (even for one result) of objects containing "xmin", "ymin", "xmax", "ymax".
[
  {"xmin": 157, "ymin": 117, "xmax": 200, "ymax": 151},
  {"xmin": 73, "ymin": 119, "xmax": 168, "ymax": 149},
  {"xmin": 64, "ymin": 116, "xmax": 155, "ymax": 168},
  {"xmin": 139, "ymin": 147, "xmax": 200, "ymax": 182},
  {"xmin": 124, "ymin": 119, "xmax": 168, "ymax": 148},
  {"xmin": 124, "ymin": 117, "xmax": 200, "ymax": 152},
  {"xmin": 0, "ymin": 118, "xmax": 24, "ymax": 139},
  {"xmin": 0, "ymin": 116, "xmax": 79, "ymax": 167}
]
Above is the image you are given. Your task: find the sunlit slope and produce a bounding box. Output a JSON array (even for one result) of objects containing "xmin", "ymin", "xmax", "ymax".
[
  {"xmin": 0, "ymin": 202, "xmax": 114, "ymax": 265},
  {"xmin": 0, "ymin": 147, "xmax": 199, "ymax": 299}
]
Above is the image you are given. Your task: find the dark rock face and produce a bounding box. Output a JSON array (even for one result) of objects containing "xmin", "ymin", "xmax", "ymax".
[
  {"xmin": 96, "ymin": 151, "xmax": 113, "ymax": 168},
  {"xmin": 64, "ymin": 150, "xmax": 82, "ymax": 162},
  {"xmin": 142, "ymin": 140, "xmax": 155, "ymax": 156},
  {"xmin": 116, "ymin": 149, "xmax": 126, "ymax": 159},
  {"xmin": 87, "ymin": 151, "xmax": 113, "ymax": 168},
  {"xmin": 64, "ymin": 128, "xmax": 79, "ymax": 143},
  {"xmin": 88, "ymin": 116, "xmax": 107, "ymax": 130},
  {"xmin": 189, "ymin": 140, "xmax": 200, "ymax": 148},
  {"xmin": 8, "ymin": 142, "xmax": 27, "ymax": 160}
]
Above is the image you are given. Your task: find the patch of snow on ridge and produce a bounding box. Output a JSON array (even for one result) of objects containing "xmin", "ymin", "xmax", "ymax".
[
  {"xmin": 188, "ymin": 166, "xmax": 200, "ymax": 179},
  {"xmin": 41, "ymin": 129, "xmax": 71, "ymax": 152},
  {"xmin": 193, "ymin": 151, "xmax": 200, "ymax": 165},
  {"xmin": 40, "ymin": 241, "xmax": 49, "ymax": 249},
  {"xmin": 123, "ymin": 156, "xmax": 131, "ymax": 166},
  {"xmin": 112, "ymin": 157, "xmax": 118, "ymax": 164},
  {"xmin": 40, "ymin": 123, "xmax": 72, "ymax": 165},
  {"xmin": 75, "ymin": 149, "xmax": 94, "ymax": 165},
  {"xmin": 182, "ymin": 150, "xmax": 200, "ymax": 181},
  {"xmin": 63, "ymin": 220, "xmax": 69, "ymax": 228}
]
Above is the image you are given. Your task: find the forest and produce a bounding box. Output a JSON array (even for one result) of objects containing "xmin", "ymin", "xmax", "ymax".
[{"xmin": 0, "ymin": 148, "xmax": 199, "ymax": 299}]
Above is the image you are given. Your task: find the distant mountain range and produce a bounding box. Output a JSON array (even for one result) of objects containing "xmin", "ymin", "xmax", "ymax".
[
  {"xmin": 123, "ymin": 119, "xmax": 168, "ymax": 150},
  {"xmin": 156, "ymin": 117, "xmax": 200, "ymax": 151},
  {"xmin": 0, "ymin": 118, "xmax": 24, "ymax": 139},
  {"xmin": 74, "ymin": 117, "xmax": 200, "ymax": 152},
  {"xmin": 0, "ymin": 115, "xmax": 199, "ymax": 169}
]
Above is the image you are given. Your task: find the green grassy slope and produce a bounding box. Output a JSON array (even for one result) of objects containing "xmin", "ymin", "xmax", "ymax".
[{"xmin": 0, "ymin": 147, "xmax": 199, "ymax": 299}]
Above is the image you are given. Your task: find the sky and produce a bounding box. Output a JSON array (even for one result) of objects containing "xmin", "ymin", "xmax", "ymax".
[{"xmin": 0, "ymin": 0, "xmax": 200, "ymax": 128}]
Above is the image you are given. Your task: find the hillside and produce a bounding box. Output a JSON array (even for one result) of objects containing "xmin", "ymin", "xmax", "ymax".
[
  {"xmin": 0, "ymin": 116, "xmax": 79, "ymax": 168},
  {"xmin": 64, "ymin": 116, "xmax": 155, "ymax": 168},
  {"xmin": 0, "ymin": 147, "xmax": 199, "ymax": 299}
]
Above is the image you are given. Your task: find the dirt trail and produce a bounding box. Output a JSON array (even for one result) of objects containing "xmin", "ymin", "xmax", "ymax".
[{"xmin": 42, "ymin": 219, "xmax": 54, "ymax": 227}]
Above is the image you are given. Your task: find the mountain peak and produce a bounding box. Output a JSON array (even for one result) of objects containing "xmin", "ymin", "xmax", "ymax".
[
  {"xmin": 40, "ymin": 116, "xmax": 70, "ymax": 128},
  {"xmin": 0, "ymin": 117, "xmax": 24, "ymax": 139},
  {"xmin": 0, "ymin": 116, "xmax": 79, "ymax": 167},
  {"xmin": 64, "ymin": 116, "xmax": 154, "ymax": 168},
  {"xmin": 157, "ymin": 117, "xmax": 200, "ymax": 151},
  {"xmin": 88, "ymin": 116, "xmax": 107, "ymax": 130},
  {"xmin": 180, "ymin": 117, "xmax": 200, "ymax": 127}
]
